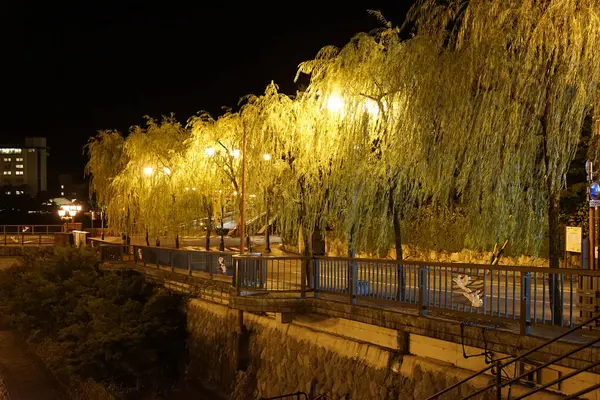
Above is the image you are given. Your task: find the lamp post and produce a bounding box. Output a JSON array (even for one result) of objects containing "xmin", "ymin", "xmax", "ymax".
[
  {"xmin": 58, "ymin": 204, "xmax": 81, "ymax": 232},
  {"xmin": 263, "ymin": 153, "xmax": 272, "ymax": 253}
]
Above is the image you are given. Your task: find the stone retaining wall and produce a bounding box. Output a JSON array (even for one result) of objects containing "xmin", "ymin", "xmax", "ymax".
[{"xmin": 186, "ymin": 299, "xmax": 496, "ymax": 400}]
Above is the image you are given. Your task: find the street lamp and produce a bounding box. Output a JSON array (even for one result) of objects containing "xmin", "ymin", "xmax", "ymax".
[
  {"xmin": 327, "ymin": 93, "xmax": 344, "ymax": 112},
  {"xmin": 143, "ymin": 167, "xmax": 154, "ymax": 176},
  {"xmin": 58, "ymin": 204, "xmax": 81, "ymax": 232}
]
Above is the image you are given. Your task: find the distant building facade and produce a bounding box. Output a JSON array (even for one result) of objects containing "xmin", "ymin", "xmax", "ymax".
[
  {"xmin": 0, "ymin": 137, "xmax": 48, "ymax": 196},
  {"xmin": 57, "ymin": 174, "xmax": 88, "ymax": 200}
]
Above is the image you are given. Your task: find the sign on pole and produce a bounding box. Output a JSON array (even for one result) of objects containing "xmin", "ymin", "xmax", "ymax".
[{"xmin": 565, "ymin": 226, "xmax": 582, "ymax": 253}]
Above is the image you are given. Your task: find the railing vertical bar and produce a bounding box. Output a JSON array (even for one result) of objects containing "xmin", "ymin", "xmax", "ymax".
[
  {"xmin": 551, "ymin": 274, "xmax": 555, "ymax": 326},
  {"xmin": 569, "ymin": 274, "xmax": 574, "ymax": 328},
  {"xmin": 490, "ymin": 267, "xmax": 493, "ymax": 315},
  {"xmin": 561, "ymin": 274, "xmax": 565, "ymax": 327},
  {"xmin": 512, "ymin": 270, "xmax": 516, "ymax": 319},
  {"xmin": 533, "ymin": 272, "xmax": 537, "ymax": 323},
  {"xmin": 439, "ymin": 266, "xmax": 443, "ymax": 308},
  {"xmin": 450, "ymin": 267, "xmax": 454, "ymax": 310},
  {"xmin": 504, "ymin": 270, "xmax": 509, "ymax": 318},
  {"xmin": 542, "ymin": 273, "xmax": 547, "ymax": 323},
  {"xmin": 497, "ymin": 270, "xmax": 501, "ymax": 317},
  {"xmin": 482, "ymin": 269, "xmax": 487, "ymax": 315}
]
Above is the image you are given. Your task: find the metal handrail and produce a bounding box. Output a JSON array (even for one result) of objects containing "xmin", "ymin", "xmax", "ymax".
[
  {"xmin": 427, "ymin": 313, "xmax": 600, "ymax": 400},
  {"xmin": 312, "ymin": 255, "xmax": 600, "ymax": 276},
  {"xmin": 259, "ymin": 392, "xmax": 309, "ymax": 400}
]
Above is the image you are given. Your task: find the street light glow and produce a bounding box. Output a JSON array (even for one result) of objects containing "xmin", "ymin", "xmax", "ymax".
[
  {"xmin": 263, "ymin": 153, "xmax": 271, "ymax": 161},
  {"xmin": 143, "ymin": 167, "xmax": 153, "ymax": 176},
  {"xmin": 230, "ymin": 149, "xmax": 240, "ymax": 158},
  {"xmin": 327, "ymin": 93, "xmax": 344, "ymax": 112},
  {"xmin": 364, "ymin": 98, "xmax": 379, "ymax": 118},
  {"xmin": 163, "ymin": 167, "xmax": 171, "ymax": 175},
  {"xmin": 205, "ymin": 147, "xmax": 215, "ymax": 157}
]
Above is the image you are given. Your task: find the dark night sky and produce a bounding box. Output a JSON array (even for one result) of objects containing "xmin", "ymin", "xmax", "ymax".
[{"xmin": 0, "ymin": 1, "xmax": 414, "ymax": 186}]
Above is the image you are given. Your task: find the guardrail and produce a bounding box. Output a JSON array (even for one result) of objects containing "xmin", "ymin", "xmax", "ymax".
[
  {"xmin": 99, "ymin": 244, "xmax": 235, "ymax": 278},
  {"xmin": 0, "ymin": 225, "xmax": 63, "ymax": 246},
  {"xmin": 97, "ymin": 244, "xmax": 600, "ymax": 335},
  {"xmin": 235, "ymin": 255, "xmax": 600, "ymax": 334}
]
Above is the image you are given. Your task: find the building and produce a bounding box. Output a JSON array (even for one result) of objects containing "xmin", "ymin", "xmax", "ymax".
[
  {"xmin": 57, "ymin": 174, "xmax": 88, "ymax": 200},
  {"xmin": 0, "ymin": 137, "xmax": 48, "ymax": 196}
]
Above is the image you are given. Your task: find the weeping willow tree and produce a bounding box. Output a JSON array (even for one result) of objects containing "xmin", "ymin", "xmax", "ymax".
[
  {"xmin": 87, "ymin": 116, "xmax": 188, "ymax": 244},
  {"xmin": 85, "ymin": 130, "xmax": 127, "ymax": 237},
  {"xmin": 293, "ymin": 18, "xmax": 445, "ymax": 262},
  {"xmin": 408, "ymin": 0, "xmax": 600, "ymax": 323}
]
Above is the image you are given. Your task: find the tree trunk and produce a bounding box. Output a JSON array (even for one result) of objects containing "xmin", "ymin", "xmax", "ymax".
[
  {"xmin": 145, "ymin": 229, "xmax": 150, "ymax": 246},
  {"xmin": 302, "ymin": 226, "xmax": 311, "ymax": 288},
  {"xmin": 548, "ymin": 186, "xmax": 563, "ymax": 326},
  {"xmin": 390, "ymin": 194, "xmax": 405, "ymax": 301},
  {"xmin": 206, "ymin": 201, "xmax": 213, "ymax": 251},
  {"xmin": 175, "ymin": 233, "xmax": 180, "ymax": 249}
]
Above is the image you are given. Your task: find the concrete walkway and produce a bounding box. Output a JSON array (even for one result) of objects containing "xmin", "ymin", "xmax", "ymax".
[{"xmin": 0, "ymin": 322, "xmax": 66, "ymax": 400}]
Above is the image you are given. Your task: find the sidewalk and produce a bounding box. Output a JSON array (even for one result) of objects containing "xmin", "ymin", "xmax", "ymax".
[{"xmin": 0, "ymin": 322, "xmax": 66, "ymax": 400}]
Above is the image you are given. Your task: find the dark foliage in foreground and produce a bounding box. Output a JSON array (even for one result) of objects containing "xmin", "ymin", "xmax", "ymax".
[{"xmin": 0, "ymin": 248, "xmax": 187, "ymax": 395}]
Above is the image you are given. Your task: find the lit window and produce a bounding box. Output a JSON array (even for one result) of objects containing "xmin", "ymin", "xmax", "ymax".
[
  {"xmin": 16, "ymin": 164, "xmax": 23, "ymax": 169},
  {"xmin": 4, "ymin": 158, "xmax": 10, "ymax": 162},
  {"xmin": 28, "ymin": 149, "xmax": 35, "ymax": 153},
  {"xmin": 5, "ymin": 191, "xmax": 10, "ymax": 195},
  {"xmin": 0, "ymin": 148, "xmax": 21, "ymax": 154},
  {"xmin": 60, "ymin": 192, "xmax": 64, "ymax": 196},
  {"xmin": 15, "ymin": 171, "xmax": 23, "ymax": 175},
  {"xmin": 15, "ymin": 158, "xmax": 23, "ymax": 162},
  {"xmin": 60, "ymin": 185, "xmax": 64, "ymax": 189},
  {"xmin": 3, "ymin": 171, "xmax": 11, "ymax": 175}
]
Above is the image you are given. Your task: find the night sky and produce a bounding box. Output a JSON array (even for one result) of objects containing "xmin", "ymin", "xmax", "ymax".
[{"xmin": 0, "ymin": 1, "xmax": 414, "ymax": 186}]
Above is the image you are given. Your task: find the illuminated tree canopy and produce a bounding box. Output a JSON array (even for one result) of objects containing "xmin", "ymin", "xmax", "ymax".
[{"xmin": 86, "ymin": 1, "xmax": 600, "ymax": 263}]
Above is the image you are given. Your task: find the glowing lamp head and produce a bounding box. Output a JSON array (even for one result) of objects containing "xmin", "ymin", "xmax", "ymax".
[
  {"xmin": 263, "ymin": 153, "xmax": 271, "ymax": 161},
  {"xmin": 230, "ymin": 149, "xmax": 240, "ymax": 158},
  {"xmin": 327, "ymin": 94, "xmax": 344, "ymax": 113},
  {"xmin": 205, "ymin": 147, "xmax": 215, "ymax": 157},
  {"xmin": 163, "ymin": 167, "xmax": 171, "ymax": 175},
  {"xmin": 58, "ymin": 209, "xmax": 66, "ymax": 217},
  {"xmin": 143, "ymin": 167, "xmax": 153, "ymax": 176},
  {"xmin": 364, "ymin": 98, "xmax": 379, "ymax": 118}
]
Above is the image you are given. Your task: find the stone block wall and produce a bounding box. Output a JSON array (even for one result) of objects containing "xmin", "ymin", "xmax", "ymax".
[{"xmin": 186, "ymin": 299, "xmax": 495, "ymax": 400}]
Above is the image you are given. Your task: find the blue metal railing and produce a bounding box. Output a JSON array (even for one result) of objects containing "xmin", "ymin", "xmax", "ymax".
[{"xmin": 98, "ymin": 244, "xmax": 600, "ymax": 335}]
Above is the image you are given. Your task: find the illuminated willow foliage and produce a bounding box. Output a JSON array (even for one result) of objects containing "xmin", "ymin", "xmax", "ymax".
[
  {"xmin": 85, "ymin": 130, "xmax": 126, "ymax": 220},
  {"xmin": 86, "ymin": 1, "xmax": 600, "ymax": 261},
  {"xmin": 408, "ymin": 0, "xmax": 600, "ymax": 261}
]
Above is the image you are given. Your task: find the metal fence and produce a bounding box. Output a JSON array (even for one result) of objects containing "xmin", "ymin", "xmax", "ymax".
[
  {"xmin": 235, "ymin": 256, "xmax": 305, "ymax": 292},
  {"xmin": 235, "ymin": 256, "xmax": 600, "ymax": 334},
  {"xmin": 100, "ymin": 244, "xmax": 235, "ymax": 278},
  {"xmin": 97, "ymin": 244, "xmax": 600, "ymax": 335},
  {"xmin": 0, "ymin": 225, "xmax": 62, "ymax": 246}
]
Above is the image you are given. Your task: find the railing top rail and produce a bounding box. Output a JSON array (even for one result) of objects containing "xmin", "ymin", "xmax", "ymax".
[
  {"xmin": 98, "ymin": 242, "xmax": 238, "ymax": 256},
  {"xmin": 232, "ymin": 255, "xmax": 308, "ymax": 260},
  {"xmin": 310, "ymin": 255, "xmax": 600, "ymax": 276},
  {"xmin": 0, "ymin": 225, "xmax": 62, "ymax": 227}
]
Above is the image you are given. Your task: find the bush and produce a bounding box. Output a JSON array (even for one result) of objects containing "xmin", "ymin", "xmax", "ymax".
[{"xmin": 0, "ymin": 248, "xmax": 187, "ymax": 395}]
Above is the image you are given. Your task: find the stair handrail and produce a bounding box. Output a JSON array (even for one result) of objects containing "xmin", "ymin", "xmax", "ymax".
[{"xmin": 427, "ymin": 313, "xmax": 600, "ymax": 400}]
